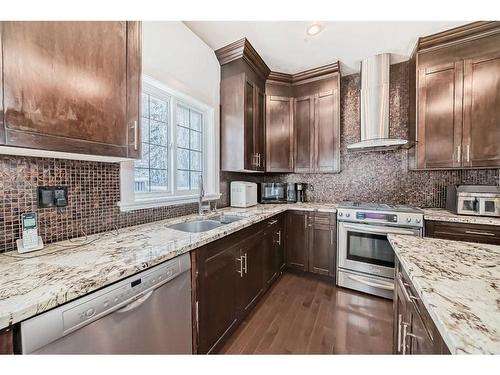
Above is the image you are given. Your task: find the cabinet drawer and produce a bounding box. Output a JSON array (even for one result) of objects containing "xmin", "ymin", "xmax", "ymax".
[{"xmin": 425, "ymin": 221, "xmax": 500, "ymax": 245}]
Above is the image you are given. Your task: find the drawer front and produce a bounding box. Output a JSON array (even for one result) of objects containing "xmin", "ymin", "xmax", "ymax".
[{"xmin": 425, "ymin": 221, "xmax": 500, "ymax": 245}]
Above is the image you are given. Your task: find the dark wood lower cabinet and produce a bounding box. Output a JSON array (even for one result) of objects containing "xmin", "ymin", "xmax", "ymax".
[
  {"xmin": 393, "ymin": 260, "xmax": 449, "ymax": 354},
  {"xmin": 286, "ymin": 210, "xmax": 336, "ymax": 279},
  {"xmin": 285, "ymin": 211, "xmax": 309, "ymax": 271},
  {"xmin": 0, "ymin": 327, "xmax": 14, "ymax": 354},
  {"xmin": 194, "ymin": 214, "xmax": 285, "ymax": 354},
  {"xmin": 425, "ymin": 220, "xmax": 500, "ymax": 245}
]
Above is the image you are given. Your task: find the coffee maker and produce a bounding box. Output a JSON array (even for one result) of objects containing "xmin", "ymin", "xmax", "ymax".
[{"xmin": 296, "ymin": 183, "xmax": 306, "ymax": 203}]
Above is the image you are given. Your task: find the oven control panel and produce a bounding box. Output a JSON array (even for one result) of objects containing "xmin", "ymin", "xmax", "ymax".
[{"xmin": 337, "ymin": 208, "xmax": 423, "ymax": 227}]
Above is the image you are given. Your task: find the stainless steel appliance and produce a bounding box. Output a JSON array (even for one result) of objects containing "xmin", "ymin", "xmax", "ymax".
[
  {"xmin": 446, "ymin": 185, "xmax": 500, "ymax": 217},
  {"xmin": 20, "ymin": 254, "xmax": 192, "ymax": 354},
  {"xmin": 336, "ymin": 202, "xmax": 423, "ymax": 299},
  {"xmin": 286, "ymin": 183, "xmax": 297, "ymax": 203},
  {"xmin": 259, "ymin": 182, "xmax": 293, "ymax": 203},
  {"xmin": 296, "ymin": 183, "xmax": 306, "ymax": 203}
]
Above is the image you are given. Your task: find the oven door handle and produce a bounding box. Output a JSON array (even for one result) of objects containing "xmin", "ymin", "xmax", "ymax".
[
  {"xmin": 347, "ymin": 275, "xmax": 394, "ymax": 291},
  {"xmin": 342, "ymin": 223, "xmax": 419, "ymax": 236}
]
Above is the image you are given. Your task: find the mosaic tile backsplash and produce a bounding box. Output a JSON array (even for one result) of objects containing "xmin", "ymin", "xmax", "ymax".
[
  {"xmin": 0, "ymin": 157, "xmax": 198, "ymax": 253},
  {"xmin": 0, "ymin": 61, "xmax": 498, "ymax": 252},
  {"xmin": 219, "ymin": 62, "xmax": 499, "ymax": 207}
]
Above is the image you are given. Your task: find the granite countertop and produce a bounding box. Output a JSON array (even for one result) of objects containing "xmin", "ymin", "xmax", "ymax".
[
  {"xmin": 423, "ymin": 208, "xmax": 500, "ymax": 226},
  {"xmin": 0, "ymin": 203, "xmax": 336, "ymax": 330},
  {"xmin": 388, "ymin": 234, "xmax": 500, "ymax": 354}
]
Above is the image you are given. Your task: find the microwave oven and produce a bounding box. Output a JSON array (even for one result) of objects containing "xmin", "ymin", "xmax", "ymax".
[{"xmin": 259, "ymin": 183, "xmax": 297, "ymax": 204}]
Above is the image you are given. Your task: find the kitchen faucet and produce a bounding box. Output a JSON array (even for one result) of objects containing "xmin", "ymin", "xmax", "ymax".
[{"xmin": 198, "ymin": 175, "xmax": 213, "ymax": 215}]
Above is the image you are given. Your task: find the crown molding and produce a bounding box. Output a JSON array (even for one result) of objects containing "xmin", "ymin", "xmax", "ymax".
[
  {"xmin": 215, "ymin": 38, "xmax": 270, "ymax": 79},
  {"xmin": 417, "ymin": 21, "xmax": 500, "ymax": 52},
  {"xmin": 267, "ymin": 62, "xmax": 340, "ymax": 86}
]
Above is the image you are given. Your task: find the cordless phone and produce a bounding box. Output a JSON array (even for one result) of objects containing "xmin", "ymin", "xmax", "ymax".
[{"xmin": 17, "ymin": 212, "xmax": 44, "ymax": 253}]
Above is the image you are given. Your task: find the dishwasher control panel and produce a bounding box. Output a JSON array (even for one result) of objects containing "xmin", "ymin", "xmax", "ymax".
[{"xmin": 62, "ymin": 260, "xmax": 181, "ymax": 333}]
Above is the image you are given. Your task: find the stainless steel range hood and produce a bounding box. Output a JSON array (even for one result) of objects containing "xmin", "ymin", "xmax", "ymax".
[{"xmin": 347, "ymin": 53, "xmax": 407, "ymax": 151}]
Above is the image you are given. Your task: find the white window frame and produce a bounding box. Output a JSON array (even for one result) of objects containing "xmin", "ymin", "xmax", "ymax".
[{"xmin": 119, "ymin": 75, "xmax": 219, "ymax": 212}]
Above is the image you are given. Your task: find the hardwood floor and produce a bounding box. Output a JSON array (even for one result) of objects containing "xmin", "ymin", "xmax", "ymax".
[{"xmin": 219, "ymin": 272, "xmax": 393, "ymax": 354}]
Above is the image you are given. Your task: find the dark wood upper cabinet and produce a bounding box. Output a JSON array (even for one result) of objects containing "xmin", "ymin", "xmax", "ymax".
[
  {"xmin": 411, "ymin": 22, "xmax": 500, "ymax": 169},
  {"xmin": 267, "ymin": 64, "xmax": 341, "ymax": 174},
  {"xmin": 463, "ymin": 54, "xmax": 500, "ymax": 167},
  {"xmin": 266, "ymin": 95, "xmax": 294, "ymax": 172},
  {"xmin": 294, "ymin": 95, "xmax": 315, "ymax": 173},
  {"xmin": 0, "ymin": 21, "xmax": 142, "ymax": 159},
  {"xmin": 216, "ymin": 39, "xmax": 269, "ymax": 172},
  {"xmin": 315, "ymin": 89, "xmax": 340, "ymax": 173},
  {"xmin": 416, "ymin": 62, "xmax": 463, "ymax": 168}
]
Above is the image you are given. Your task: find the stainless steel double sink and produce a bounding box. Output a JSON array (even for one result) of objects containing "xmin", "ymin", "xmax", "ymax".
[{"xmin": 167, "ymin": 214, "xmax": 244, "ymax": 233}]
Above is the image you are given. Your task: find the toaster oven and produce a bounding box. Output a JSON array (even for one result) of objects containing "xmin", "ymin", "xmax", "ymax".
[{"xmin": 446, "ymin": 185, "xmax": 500, "ymax": 217}]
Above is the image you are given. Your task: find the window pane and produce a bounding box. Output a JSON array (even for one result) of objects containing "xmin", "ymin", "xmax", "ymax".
[
  {"xmin": 190, "ymin": 130, "xmax": 201, "ymax": 151},
  {"xmin": 140, "ymin": 118, "xmax": 149, "ymax": 143},
  {"xmin": 135, "ymin": 142, "xmax": 150, "ymax": 169},
  {"xmin": 190, "ymin": 110, "xmax": 202, "ymax": 131},
  {"xmin": 177, "ymin": 105, "xmax": 189, "ymax": 127},
  {"xmin": 150, "ymin": 96, "xmax": 168, "ymax": 122},
  {"xmin": 142, "ymin": 93, "xmax": 149, "ymax": 118},
  {"xmin": 190, "ymin": 172, "xmax": 201, "ymax": 190},
  {"xmin": 150, "ymin": 120, "xmax": 168, "ymax": 146},
  {"xmin": 150, "ymin": 169, "xmax": 168, "ymax": 192},
  {"xmin": 177, "ymin": 126, "xmax": 189, "ymax": 148},
  {"xmin": 134, "ymin": 168, "xmax": 150, "ymax": 192},
  {"xmin": 177, "ymin": 170, "xmax": 189, "ymax": 191},
  {"xmin": 190, "ymin": 151, "xmax": 202, "ymax": 172},
  {"xmin": 150, "ymin": 145, "xmax": 168, "ymax": 169},
  {"xmin": 177, "ymin": 148, "xmax": 189, "ymax": 170}
]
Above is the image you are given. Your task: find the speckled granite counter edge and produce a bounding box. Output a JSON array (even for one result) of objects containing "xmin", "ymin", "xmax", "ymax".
[{"xmin": 0, "ymin": 204, "xmax": 337, "ymax": 330}]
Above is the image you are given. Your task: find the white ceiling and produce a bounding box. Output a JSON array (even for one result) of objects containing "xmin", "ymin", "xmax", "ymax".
[{"xmin": 184, "ymin": 21, "xmax": 468, "ymax": 75}]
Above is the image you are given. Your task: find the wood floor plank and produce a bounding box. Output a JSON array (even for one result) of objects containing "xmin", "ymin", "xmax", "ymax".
[{"xmin": 218, "ymin": 273, "xmax": 393, "ymax": 355}]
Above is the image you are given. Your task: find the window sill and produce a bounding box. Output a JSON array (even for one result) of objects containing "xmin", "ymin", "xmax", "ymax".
[{"xmin": 118, "ymin": 193, "xmax": 221, "ymax": 212}]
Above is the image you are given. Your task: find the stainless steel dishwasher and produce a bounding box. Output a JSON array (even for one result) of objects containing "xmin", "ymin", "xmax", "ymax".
[{"xmin": 20, "ymin": 253, "xmax": 192, "ymax": 354}]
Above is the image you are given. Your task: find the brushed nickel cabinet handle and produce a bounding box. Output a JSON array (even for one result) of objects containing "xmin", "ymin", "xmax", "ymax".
[
  {"xmin": 133, "ymin": 121, "xmax": 138, "ymax": 150},
  {"xmin": 330, "ymin": 229, "xmax": 334, "ymax": 245},
  {"xmin": 277, "ymin": 230, "xmax": 281, "ymax": 245},
  {"xmin": 466, "ymin": 144, "xmax": 470, "ymax": 163},
  {"xmin": 465, "ymin": 230, "xmax": 495, "ymax": 236},
  {"xmin": 236, "ymin": 254, "xmax": 244, "ymax": 277},
  {"xmin": 397, "ymin": 314, "xmax": 402, "ymax": 353},
  {"xmin": 304, "ymin": 215, "xmax": 307, "ymax": 229},
  {"xmin": 268, "ymin": 219, "xmax": 278, "ymax": 225},
  {"xmin": 243, "ymin": 253, "xmax": 248, "ymax": 274},
  {"xmin": 457, "ymin": 145, "xmax": 461, "ymax": 164},
  {"xmin": 402, "ymin": 322, "xmax": 409, "ymax": 355}
]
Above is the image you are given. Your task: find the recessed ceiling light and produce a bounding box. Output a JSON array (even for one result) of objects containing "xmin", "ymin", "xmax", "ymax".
[{"xmin": 306, "ymin": 24, "xmax": 322, "ymax": 36}]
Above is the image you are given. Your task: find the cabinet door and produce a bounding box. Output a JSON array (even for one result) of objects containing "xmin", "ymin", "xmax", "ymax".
[
  {"xmin": 254, "ymin": 87, "xmax": 266, "ymax": 171},
  {"xmin": 285, "ymin": 211, "xmax": 309, "ymax": 271},
  {"xmin": 309, "ymin": 214, "xmax": 335, "ymax": 277},
  {"xmin": 0, "ymin": 24, "xmax": 4, "ymax": 145},
  {"xmin": 294, "ymin": 95, "xmax": 315, "ymax": 173},
  {"xmin": 197, "ymin": 243, "xmax": 240, "ymax": 354},
  {"xmin": 265, "ymin": 95, "xmax": 294, "ymax": 172},
  {"xmin": 408, "ymin": 306, "xmax": 439, "ymax": 354},
  {"xmin": 244, "ymin": 79, "xmax": 256, "ymax": 170},
  {"xmin": 462, "ymin": 54, "xmax": 500, "ymax": 167},
  {"xmin": 425, "ymin": 220, "xmax": 500, "ymax": 245},
  {"xmin": 238, "ymin": 232, "xmax": 264, "ymax": 316},
  {"xmin": 315, "ymin": 90, "xmax": 340, "ymax": 173},
  {"xmin": 416, "ymin": 62, "xmax": 463, "ymax": 168},
  {"xmin": 394, "ymin": 270, "xmax": 410, "ymax": 354},
  {"xmin": 262, "ymin": 224, "xmax": 278, "ymax": 287},
  {"xmin": 2, "ymin": 21, "xmax": 141, "ymax": 158}
]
